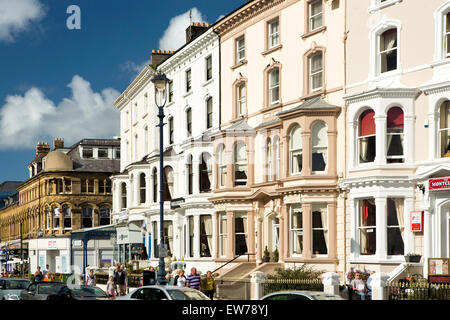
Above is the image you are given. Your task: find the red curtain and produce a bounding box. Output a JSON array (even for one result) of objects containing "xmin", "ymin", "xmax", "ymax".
[
  {"xmin": 387, "ymin": 107, "xmax": 404, "ymax": 129},
  {"xmin": 363, "ymin": 200, "xmax": 369, "ymax": 223},
  {"xmin": 359, "ymin": 110, "xmax": 375, "ymax": 137}
]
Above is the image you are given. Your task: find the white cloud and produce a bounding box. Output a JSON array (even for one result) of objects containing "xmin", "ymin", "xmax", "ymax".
[
  {"xmin": 120, "ymin": 60, "xmax": 149, "ymax": 78},
  {"xmin": 158, "ymin": 8, "xmax": 207, "ymax": 51},
  {"xmin": 0, "ymin": 75, "xmax": 120, "ymax": 150},
  {"xmin": 0, "ymin": 0, "xmax": 45, "ymax": 43}
]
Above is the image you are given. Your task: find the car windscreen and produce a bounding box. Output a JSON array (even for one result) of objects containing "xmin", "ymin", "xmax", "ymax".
[
  {"xmin": 313, "ymin": 294, "xmax": 343, "ymax": 300},
  {"xmin": 38, "ymin": 284, "xmax": 66, "ymax": 295},
  {"xmin": 5, "ymin": 280, "xmax": 29, "ymax": 290},
  {"xmin": 71, "ymin": 287, "xmax": 107, "ymax": 298},
  {"xmin": 166, "ymin": 289, "xmax": 208, "ymax": 300}
]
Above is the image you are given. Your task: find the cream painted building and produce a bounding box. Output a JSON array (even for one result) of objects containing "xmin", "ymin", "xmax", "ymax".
[{"xmin": 342, "ymin": 0, "xmax": 450, "ymax": 280}]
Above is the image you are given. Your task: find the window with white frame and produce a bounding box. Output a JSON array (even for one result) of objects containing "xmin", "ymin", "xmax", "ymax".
[
  {"xmin": 152, "ymin": 168, "xmax": 158, "ymax": 203},
  {"xmin": 234, "ymin": 141, "xmax": 248, "ymax": 186},
  {"xmin": 206, "ymin": 55, "xmax": 212, "ymax": 81},
  {"xmin": 268, "ymin": 19, "xmax": 280, "ymax": 49},
  {"xmin": 139, "ymin": 173, "xmax": 146, "ymax": 204},
  {"xmin": 379, "ymin": 28, "xmax": 398, "ymax": 73},
  {"xmin": 235, "ymin": 213, "xmax": 248, "ymax": 255},
  {"xmin": 311, "ymin": 121, "xmax": 327, "ymax": 172},
  {"xmin": 386, "ymin": 107, "xmax": 404, "ymax": 163},
  {"xmin": 290, "ymin": 206, "xmax": 303, "ymax": 255},
  {"xmin": 144, "ymin": 126, "xmax": 148, "ymax": 155},
  {"xmin": 445, "ymin": 12, "xmax": 450, "ymax": 58},
  {"xmin": 266, "ymin": 138, "xmax": 273, "ymax": 182},
  {"xmin": 163, "ymin": 221, "xmax": 173, "ymax": 257},
  {"xmin": 188, "ymin": 216, "xmax": 194, "ymax": 257},
  {"xmin": 218, "ymin": 145, "xmax": 227, "ymax": 187},
  {"xmin": 143, "ymin": 93, "xmax": 148, "ymax": 114},
  {"xmin": 185, "ymin": 69, "xmax": 192, "ymax": 92},
  {"xmin": 439, "ymin": 101, "xmax": 450, "ymax": 158},
  {"xmin": 358, "ymin": 109, "xmax": 376, "ymax": 164},
  {"xmin": 358, "ymin": 199, "xmax": 376, "ymax": 255},
  {"xmin": 53, "ymin": 207, "xmax": 60, "ymax": 230},
  {"xmin": 290, "ymin": 126, "xmax": 303, "ymax": 174},
  {"xmin": 199, "ymin": 152, "xmax": 212, "ymax": 193},
  {"xmin": 152, "ymin": 221, "xmax": 159, "ymax": 258},
  {"xmin": 163, "ymin": 166, "xmax": 174, "ymax": 201},
  {"xmin": 82, "ymin": 147, "xmax": 93, "ymax": 159},
  {"xmin": 200, "ymin": 215, "xmax": 212, "ymax": 257},
  {"xmin": 186, "ymin": 108, "xmax": 192, "ymax": 137},
  {"xmin": 274, "ymin": 136, "xmax": 280, "ymax": 180},
  {"xmin": 168, "ymin": 117, "xmax": 174, "ymax": 144},
  {"xmin": 168, "ymin": 80, "xmax": 174, "ymax": 103},
  {"xmin": 309, "ymin": 0, "xmax": 323, "ymax": 32},
  {"xmin": 387, "ymin": 198, "xmax": 404, "ymax": 256},
  {"xmin": 309, "ymin": 51, "xmax": 323, "ymax": 92},
  {"xmin": 98, "ymin": 148, "xmax": 108, "ymax": 158},
  {"xmin": 206, "ymin": 97, "xmax": 213, "ymax": 129},
  {"xmin": 236, "ymin": 36, "xmax": 245, "ymax": 63},
  {"xmin": 187, "ymin": 155, "xmax": 193, "ymax": 195},
  {"xmin": 237, "ymin": 83, "xmax": 246, "ymax": 116},
  {"xmin": 269, "ymin": 68, "xmax": 280, "ymax": 105},
  {"xmin": 312, "ymin": 204, "xmax": 328, "ymax": 255},
  {"xmin": 120, "ymin": 182, "xmax": 127, "ymax": 210},
  {"xmin": 219, "ymin": 213, "xmax": 227, "ymax": 257}
]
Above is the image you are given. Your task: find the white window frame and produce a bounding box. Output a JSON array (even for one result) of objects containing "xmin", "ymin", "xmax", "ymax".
[
  {"xmin": 309, "ymin": 0, "xmax": 323, "ymax": 32},
  {"xmin": 219, "ymin": 213, "xmax": 227, "ymax": 257},
  {"xmin": 269, "ymin": 68, "xmax": 280, "ymax": 105},
  {"xmin": 290, "ymin": 206, "xmax": 303, "ymax": 257},
  {"xmin": 309, "ymin": 52, "xmax": 323, "ymax": 92},
  {"xmin": 290, "ymin": 126, "xmax": 303, "ymax": 175},
  {"xmin": 378, "ymin": 28, "xmax": 398, "ymax": 74},
  {"xmin": 268, "ymin": 19, "xmax": 280, "ymax": 49},
  {"xmin": 205, "ymin": 55, "xmax": 213, "ymax": 81},
  {"xmin": 185, "ymin": 69, "xmax": 192, "ymax": 93},
  {"xmin": 311, "ymin": 204, "xmax": 328, "ymax": 256},
  {"xmin": 236, "ymin": 36, "xmax": 245, "ymax": 63},
  {"xmin": 237, "ymin": 83, "xmax": 246, "ymax": 116}
]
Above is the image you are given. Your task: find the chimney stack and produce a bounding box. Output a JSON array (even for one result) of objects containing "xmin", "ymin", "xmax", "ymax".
[
  {"xmin": 186, "ymin": 22, "xmax": 210, "ymax": 44},
  {"xmin": 36, "ymin": 142, "xmax": 50, "ymax": 156},
  {"xmin": 150, "ymin": 50, "xmax": 175, "ymax": 67},
  {"xmin": 53, "ymin": 138, "xmax": 64, "ymax": 150}
]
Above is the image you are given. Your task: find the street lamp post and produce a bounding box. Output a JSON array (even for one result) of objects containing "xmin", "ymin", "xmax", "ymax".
[{"xmin": 151, "ymin": 71, "xmax": 169, "ymax": 285}]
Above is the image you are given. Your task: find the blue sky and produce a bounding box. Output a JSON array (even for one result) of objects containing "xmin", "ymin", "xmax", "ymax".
[{"xmin": 0, "ymin": 0, "xmax": 243, "ymax": 182}]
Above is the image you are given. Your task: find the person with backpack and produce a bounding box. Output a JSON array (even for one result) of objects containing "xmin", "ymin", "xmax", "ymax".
[{"xmin": 173, "ymin": 269, "xmax": 187, "ymax": 287}]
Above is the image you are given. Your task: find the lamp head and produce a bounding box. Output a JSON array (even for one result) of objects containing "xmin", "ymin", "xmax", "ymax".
[{"xmin": 151, "ymin": 72, "xmax": 168, "ymax": 90}]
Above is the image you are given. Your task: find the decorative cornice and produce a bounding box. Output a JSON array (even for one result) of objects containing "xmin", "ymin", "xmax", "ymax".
[
  {"xmin": 343, "ymin": 87, "xmax": 421, "ymax": 104},
  {"xmin": 420, "ymin": 80, "xmax": 450, "ymax": 95}
]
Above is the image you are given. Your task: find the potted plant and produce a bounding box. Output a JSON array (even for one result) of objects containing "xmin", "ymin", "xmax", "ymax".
[
  {"xmin": 262, "ymin": 246, "xmax": 270, "ymax": 263},
  {"xmin": 404, "ymin": 253, "xmax": 422, "ymax": 263},
  {"xmin": 272, "ymin": 247, "xmax": 279, "ymax": 262}
]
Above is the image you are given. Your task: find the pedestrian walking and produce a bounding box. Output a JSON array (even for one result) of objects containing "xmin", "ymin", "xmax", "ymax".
[
  {"xmin": 106, "ymin": 275, "xmax": 115, "ymax": 299},
  {"xmin": 43, "ymin": 264, "xmax": 50, "ymax": 278},
  {"xmin": 186, "ymin": 267, "xmax": 201, "ymax": 290},
  {"xmin": 34, "ymin": 266, "xmax": 43, "ymax": 282},
  {"xmin": 201, "ymin": 271, "xmax": 216, "ymax": 300},
  {"xmin": 173, "ymin": 269, "xmax": 187, "ymax": 287},
  {"xmin": 86, "ymin": 269, "xmax": 96, "ymax": 287},
  {"xmin": 142, "ymin": 266, "xmax": 156, "ymax": 286},
  {"xmin": 114, "ymin": 263, "xmax": 127, "ymax": 296}
]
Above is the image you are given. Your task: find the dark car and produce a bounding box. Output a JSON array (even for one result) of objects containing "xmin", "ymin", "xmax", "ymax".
[
  {"xmin": 20, "ymin": 282, "xmax": 67, "ymax": 300},
  {"xmin": 46, "ymin": 285, "xmax": 109, "ymax": 301}
]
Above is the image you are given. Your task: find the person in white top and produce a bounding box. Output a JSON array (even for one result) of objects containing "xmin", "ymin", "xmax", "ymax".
[{"xmin": 174, "ymin": 269, "xmax": 187, "ymax": 287}]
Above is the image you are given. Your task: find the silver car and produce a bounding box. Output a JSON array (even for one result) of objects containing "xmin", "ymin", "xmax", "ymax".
[
  {"xmin": 261, "ymin": 290, "xmax": 345, "ymax": 300},
  {"xmin": 0, "ymin": 278, "xmax": 31, "ymax": 300},
  {"xmin": 116, "ymin": 285, "xmax": 210, "ymax": 301},
  {"xmin": 20, "ymin": 282, "xmax": 67, "ymax": 300}
]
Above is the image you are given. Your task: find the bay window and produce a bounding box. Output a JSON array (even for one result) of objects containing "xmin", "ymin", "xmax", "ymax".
[
  {"xmin": 199, "ymin": 153, "xmax": 212, "ymax": 193},
  {"xmin": 163, "ymin": 221, "xmax": 173, "ymax": 257},
  {"xmin": 200, "ymin": 215, "xmax": 212, "ymax": 257},
  {"xmin": 358, "ymin": 199, "xmax": 376, "ymax": 255},
  {"xmin": 120, "ymin": 182, "xmax": 127, "ymax": 210},
  {"xmin": 139, "ymin": 173, "xmax": 146, "ymax": 204},
  {"xmin": 206, "ymin": 97, "xmax": 213, "ymax": 129},
  {"xmin": 387, "ymin": 198, "xmax": 404, "ymax": 256},
  {"xmin": 218, "ymin": 145, "xmax": 227, "ymax": 187},
  {"xmin": 188, "ymin": 216, "xmax": 194, "ymax": 257},
  {"xmin": 358, "ymin": 109, "xmax": 376, "ymax": 164},
  {"xmin": 163, "ymin": 166, "xmax": 174, "ymax": 201},
  {"xmin": 312, "ymin": 204, "xmax": 328, "ymax": 255},
  {"xmin": 290, "ymin": 206, "xmax": 303, "ymax": 255},
  {"xmin": 311, "ymin": 121, "xmax": 327, "ymax": 172},
  {"xmin": 440, "ymin": 101, "xmax": 450, "ymax": 157},
  {"xmin": 290, "ymin": 126, "xmax": 303, "ymax": 174},
  {"xmin": 234, "ymin": 141, "xmax": 248, "ymax": 186},
  {"xmin": 235, "ymin": 213, "xmax": 248, "ymax": 256},
  {"xmin": 386, "ymin": 107, "xmax": 404, "ymax": 163},
  {"xmin": 187, "ymin": 155, "xmax": 193, "ymax": 195},
  {"xmin": 446, "ymin": 13, "xmax": 450, "ymax": 57},
  {"xmin": 219, "ymin": 213, "xmax": 227, "ymax": 257},
  {"xmin": 152, "ymin": 168, "xmax": 157, "ymax": 203}
]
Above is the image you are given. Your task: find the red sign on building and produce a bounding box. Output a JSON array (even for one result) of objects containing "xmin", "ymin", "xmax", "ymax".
[
  {"xmin": 429, "ymin": 177, "xmax": 450, "ymax": 190},
  {"xmin": 410, "ymin": 211, "xmax": 423, "ymax": 232}
]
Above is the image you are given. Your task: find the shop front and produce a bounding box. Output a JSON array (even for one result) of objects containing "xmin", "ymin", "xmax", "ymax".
[{"xmin": 115, "ymin": 220, "xmax": 148, "ymax": 264}]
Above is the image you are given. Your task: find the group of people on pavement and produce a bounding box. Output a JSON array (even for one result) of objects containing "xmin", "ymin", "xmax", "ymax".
[
  {"xmin": 349, "ymin": 271, "xmax": 376, "ymax": 300},
  {"xmin": 34, "ymin": 265, "xmax": 54, "ymax": 282},
  {"xmin": 171, "ymin": 267, "xmax": 216, "ymax": 299},
  {"xmin": 105, "ymin": 263, "xmax": 128, "ymax": 299}
]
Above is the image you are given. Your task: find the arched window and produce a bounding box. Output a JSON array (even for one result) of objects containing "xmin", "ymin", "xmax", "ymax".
[
  {"xmin": 163, "ymin": 166, "xmax": 174, "ymax": 201},
  {"xmin": 237, "ymin": 83, "xmax": 246, "ymax": 116},
  {"xmin": 152, "ymin": 168, "xmax": 158, "ymax": 203},
  {"xmin": 358, "ymin": 109, "xmax": 376, "ymax": 164},
  {"xmin": 139, "ymin": 173, "xmax": 146, "ymax": 204},
  {"xmin": 379, "ymin": 29, "xmax": 398, "ymax": 73},
  {"xmin": 218, "ymin": 145, "xmax": 227, "ymax": 187},
  {"xmin": 82, "ymin": 207, "xmax": 93, "ymax": 229},
  {"xmin": 269, "ymin": 68, "xmax": 280, "ymax": 105},
  {"xmin": 273, "ymin": 136, "xmax": 280, "ymax": 180},
  {"xmin": 440, "ymin": 101, "xmax": 450, "ymax": 157},
  {"xmin": 266, "ymin": 138, "xmax": 273, "ymax": 181},
  {"xmin": 311, "ymin": 122, "xmax": 328, "ymax": 172},
  {"xmin": 63, "ymin": 206, "xmax": 72, "ymax": 229},
  {"xmin": 187, "ymin": 155, "xmax": 193, "ymax": 195},
  {"xmin": 53, "ymin": 207, "xmax": 60, "ymax": 230},
  {"xmin": 120, "ymin": 183, "xmax": 127, "ymax": 210},
  {"xmin": 234, "ymin": 141, "xmax": 248, "ymax": 186},
  {"xmin": 290, "ymin": 126, "xmax": 303, "ymax": 174},
  {"xmin": 387, "ymin": 107, "xmax": 404, "ymax": 163},
  {"xmin": 206, "ymin": 97, "xmax": 213, "ymax": 129},
  {"xmin": 199, "ymin": 153, "xmax": 212, "ymax": 192},
  {"xmin": 186, "ymin": 108, "xmax": 192, "ymax": 137},
  {"xmin": 99, "ymin": 207, "xmax": 111, "ymax": 226},
  {"xmin": 309, "ymin": 51, "xmax": 323, "ymax": 92}
]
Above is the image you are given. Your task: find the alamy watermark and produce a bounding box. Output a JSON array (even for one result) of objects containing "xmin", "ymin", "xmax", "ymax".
[{"xmin": 66, "ymin": 5, "xmax": 81, "ymax": 30}]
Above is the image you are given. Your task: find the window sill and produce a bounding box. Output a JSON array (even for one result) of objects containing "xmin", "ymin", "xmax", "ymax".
[
  {"xmin": 349, "ymin": 164, "xmax": 416, "ymax": 173},
  {"xmin": 202, "ymin": 78, "xmax": 214, "ymax": 87},
  {"xmin": 142, "ymin": 112, "xmax": 148, "ymax": 119},
  {"xmin": 231, "ymin": 60, "xmax": 248, "ymax": 70},
  {"xmin": 301, "ymin": 26, "xmax": 327, "ymax": 40},
  {"xmin": 261, "ymin": 44, "xmax": 282, "ymax": 56},
  {"xmin": 165, "ymin": 101, "xmax": 175, "ymax": 108},
  {"xmin": 368, "ymin": 0, "xmax": 402, "ymax": 13},
  {"xmin": 183, "ymin": 91, "xmax": 193, "ymax": 98}
]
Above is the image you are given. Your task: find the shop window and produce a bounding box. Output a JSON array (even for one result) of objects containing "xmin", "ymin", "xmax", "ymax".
[
  {"xmin": 359, "ymin": 199, "xmax": 376, "ymax": 255},
  {"xmin": 387, "ymin": 198, "xmax": 404, "ymax": 255},
  {"xmin": 82, "ymin": 207, "xmax": 93, "ymax": 229},
  {"xmin": 379, "ymin": 29, "xmax": 398, "ymax": 73},
  {"xmin": 386, "ymin": 107, "xmax": 404, "ymax": 163},
  {"xmin": 358, "ymin": 109, "xmax": 376, "ymax": 164},
  {"xmin": 63, "ymin": 207, "xmax": 72, "ymax": 229},
  {"xmin": 200, "ymin": 215, "xmax": 212, "ymax": 257},
  {"xmin": 312, "ymin": 204, "xmax": 328, "ymax": 255},
  {"xmin": 139, "ymin": 173, "xmax": 146, "ymax": 204},
  {"xmin": 199, "ymin": 153, "xmax": 212, "ymax": 193},
  {"xmin": 234, "ymin": 141, "xmax": 248, "ymax": 186},
  {"xmin": 309, "ymin": 0, "xmax": 323, "ymax": 32},
  {"xmin": 219, "ymin": 214, "xmax": 227, "ymax": 257},
  {"xmin": 235, "ymin": 213, "xmax": 248, "ymax": 256},
  {"xmin": 311, "ymin": 121, "xmax": 327, "ymax": 172},
  {"xmin": 290, "ymin": 126, "xmax": 303, "ymax": 174},
  {"xmin": 99, "ymin": 207, "xmax": 111, "ymax": 226},
  {"xmin": 439, "ymin": 101, "xmax": 450, "ymax": 157},
  {"xmin": 163, "ymin": 221, "xmax": 173, "ymax": 257},
  {"xmin": 120, "ymin": 183, "xmax": 127, "ymax": 210},
  {"xmin": 290, "ymin": 206, "xmax": 303, "ymax": 255}
]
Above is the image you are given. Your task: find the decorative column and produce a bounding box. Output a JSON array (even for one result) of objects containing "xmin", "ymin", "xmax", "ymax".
[
  {"xmin": 226, "ymin": 211, "xmax": 235, "ymax": 259},
  {"xmin": 374, "ymin": 115, "xmax": 387, "ymax": 165},
  {"xmin": 193, "ymin": 215, "xmax": 200, "ymax": 258},
  {"xmin": 212, "ymin": 212, "xmax": 219, "ymax": 259},
  {"xmin": 302, "ymin": 203, "xmax": 312, "ymax": 258},
  {"xmin": 283, "ymin": 135, "xmax": 289, "ymax": 179},
  {"xmin": 403, "ymin": 197, "xmax": 415, "ymax": 255},
  {"xmin": 193, "ymin": 159, "xmax": 200, "ymax": 195},
  {"xmin": 327, "ymin": 130, "xmax": 338, "ymax": 176},
  {"xmin": 302, "ymin": 131, "xmax": 312, "ymax": 175},
  {"xmin": 247, "ymin": 210, "xmax": 255, "ymax": 258},
  {"xmin": 375, "ymin": 197, "xmax": 387, "ymax": 261},
  {"xmin": 256, "ymin": 216, "xmax": 263, "ymax": 264},
  {"xmin": 279, "ymin": 204, "xmax": 288, "ymax": 263},
  {"xmin": 226, "ymin": 150, "xmax": 234, "ymax": 188},
  {"xmin": 327, "ymin": 202, "xmax": 337, "ymax": 259},
  {"xmin": 404, "ymin": 115, "xmax": 414, "ymax": 164}
]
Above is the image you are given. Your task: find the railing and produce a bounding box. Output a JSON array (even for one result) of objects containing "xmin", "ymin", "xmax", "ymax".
[
  {"xmin": 388, "ymin": 282, "xmax": 450, "ymax": 300},
  {"xmin": 261, "ymin": 278, "xmax": 324, "ymax": 297},
  {"xmin": 211, "ymin": 253, "xmax": 256, "ymax": 275}
]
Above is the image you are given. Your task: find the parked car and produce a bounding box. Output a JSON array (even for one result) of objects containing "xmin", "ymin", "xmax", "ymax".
[
  {"xmin": 260, "ymin": 291, "xmax": 345, "ymax": 300},
  {"xmin": 0, "ymin": 278, "xmax": 31, "ymax": 300},
  {"xmin": 19, "ymin": 282, "xmax": 67, "ymax": 300},
  {"xmin": 116, "ymin": 285, "xmax": 210, "ymax": 301},
  {"xmin": 46, "ymin": 285, "xmax": 109, "ymax": 301}
]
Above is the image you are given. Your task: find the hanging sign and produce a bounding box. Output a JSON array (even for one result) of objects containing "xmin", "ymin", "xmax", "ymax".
[
  {"xmin": 410, "ymin": 211, "xmax": 423, "ymax": 232},
  {"xmin": 429, "ymin": 177, "xmax": 450, "ymax": 191}
]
